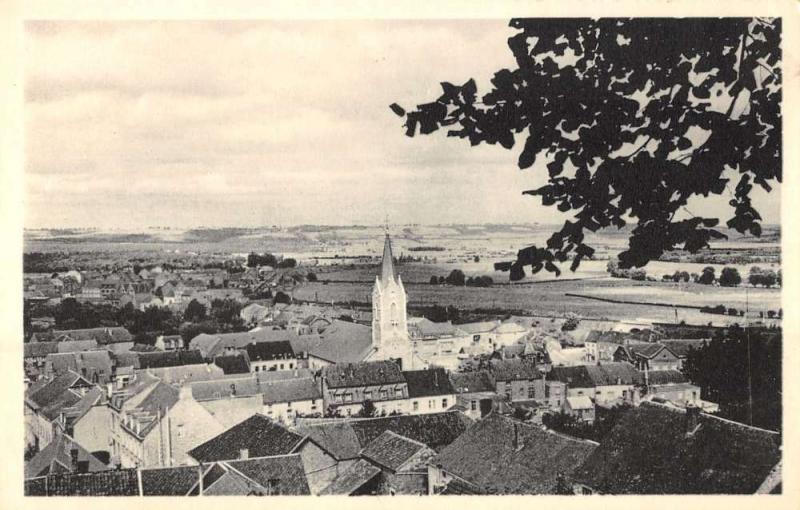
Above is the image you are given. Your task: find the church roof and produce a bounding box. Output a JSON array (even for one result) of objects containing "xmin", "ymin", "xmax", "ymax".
[{"xmin": 379, "ymin": 233, "xmax": 397, "ymax": 286}]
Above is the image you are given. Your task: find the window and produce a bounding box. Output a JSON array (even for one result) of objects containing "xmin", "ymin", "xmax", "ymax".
[
  {"xmin": 528, "ymin": 386, "xmax": 536, "ymax": 399},
  {"xmin": 380, "ymin": 390, "xmax": 388, "ymax": 399},
  {"xmin": 470, "ymin": 401, "xmax": 477, "ymax": 411},
  {"xmin": 266, "ymin": 479, "xmax": 281, "ymax": 495},
  {"xmin": 442, "ymin": 398, "xmax": 448, "ymax": 408},
  {"xmin": 289, "ymin": 363, "xmax": 293, "ymax": 369},
  {"xmin": 429, "ymin": 400, "xmax": 434, "ymax": 409},
  {"xmin": 280, "ymin": 364, "xmax": 284, "ymax": 370},
  {"xmin": 344, "ymin": 393, "xmax": 353, "ymax": 403},
  {"xmin": 413, "ymin": 401, "xmax": 419, "ymax": 411},
  {"xmin": 364, "ymin": 390, "xmax": 372, "ymax": 400},
  {"xmin": 473, "ymin": 335, "xmax": 481, "ymax": 342}
]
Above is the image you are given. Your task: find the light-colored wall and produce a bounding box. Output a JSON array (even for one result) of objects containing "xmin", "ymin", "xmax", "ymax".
[
  {"xmin": 250, "ymin": 358, "xmax": 298, "ymax": 372},
  {"xmin": 408, "ymin": 394, "xmax": 455, "ymax": 415},
  {"xmin": 298, "ymin": 441, "xmax": 339, "ymax": 495},
  {"xmin": 263, "ymin": 398, "xmax": 321, "ymax": 425},
  {"xmin": 199, "ymin": 395, "xmax": 263, "ymax": 429},
  {"xmin": 73, "ymin": 405, "xmax": 111, "ymax": 454}
]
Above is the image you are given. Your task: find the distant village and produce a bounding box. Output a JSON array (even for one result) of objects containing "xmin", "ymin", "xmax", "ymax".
[{"xmin": 22, "ymin": 233, "xmax": 782, "ymax": 496}]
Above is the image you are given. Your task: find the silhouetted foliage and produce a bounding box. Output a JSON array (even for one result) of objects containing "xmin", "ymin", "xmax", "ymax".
[
  {"xmin": 445, "ymin": 269, "xmax": 466, "ymax": 286},
  {"xmin": 394, "ymin": 18, "xmax": 781, "ymax": 279},
  {"xmin": 247, "ymin": 252, "xmax": 278, "ymax": 268},
  {"xmin": 683, "ymin": 327, "xmax": 782, "ymax": 430},
  {"xmin": 697, "ymin": 266, "xmax": 716, "ymax": 285},
  {"xmin": 719, "ymin": 266, "xmax": 742, "ymax": 287},
  {"xmin": 184, "ymin": 299, "xmax": 207, "ymax": 322}
]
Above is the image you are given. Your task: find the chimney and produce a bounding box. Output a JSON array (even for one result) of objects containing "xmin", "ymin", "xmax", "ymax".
[
  {"xmin": 70, "ymin": 448, "xmax": 79, "ymax": 471},
  {"xmin": 230, "ymin": 383, "xmax": 237, "ymax": 397},
  {"xmin": 685, "ymin": 404, "xmax": 701, "ymax": 436},
  {"xmin": 239, "ymin": 448, "xmax": 249, "ymax": 460}
]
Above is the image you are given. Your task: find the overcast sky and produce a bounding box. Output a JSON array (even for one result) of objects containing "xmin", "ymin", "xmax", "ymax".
[{"xmin": 24, "ymin": 20, "xmax": 780, "ymax": 229}]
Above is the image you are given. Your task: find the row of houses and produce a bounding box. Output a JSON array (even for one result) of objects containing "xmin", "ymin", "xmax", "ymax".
[{"xmin": 26, "ymin": 401, "xmax": 782, "ymax": 496}]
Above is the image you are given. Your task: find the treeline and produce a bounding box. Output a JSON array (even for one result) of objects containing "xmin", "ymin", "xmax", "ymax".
[
  {"xmin": 608, "ymin": 260, "xmax": 781, "ymax": 288},
  {"xmin": 429, "ymin": 269, "xmax": 494, "ymax": 287},
  {"xmin": 682, "ymin": 326, "xmax": 782, "ymax": 431},
  {"xmin": 246, "ymin": 252, "xmax": 297, "ymax": 269}
]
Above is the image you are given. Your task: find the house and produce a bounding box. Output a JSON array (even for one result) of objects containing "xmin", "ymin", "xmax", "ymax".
[
  {"xmin": 187, "ymin": 414, "xmax": 338, "ymax": 494},
  {"xmin": 25, "ymin": 456, "xmax": 312, "ymax": 496},
  {"xmin": 449, "ymin": 370, "xmax": 501, "ymax": 419},
  {"xmin": 110, "ymin": 382, "xmax": 224, "ymax": 468},
  {"xmin": 154, "ymin": 334, "xmax": 183, "ymax": 351},
  {"xmin": 488, "ymin": 358, "xmax": 542, "ymax": 402},
  {"xmin": 549, "ymin": 362, "xmax": 643, "ymax": 408},
  {"xmin": 240, "ymin": 303, "xmax": 270, "ymax": 325},
  {"xmin": 428, "ymin": 413, "xmax": 596, "ymax": 494},
  {"xmin": 213, "ymin": 352, "xmax": 252, "ymax": 374},
  {"xmin": 24, "ymin": 432, "xmax": 108, "ymax": 478},
  {"xmin": 261, "ymin": 376, "xmax": 323, "ymax": 424},
  {"xmin": 191, "ymin": 376, "xmax": 266, "ymax": 429},
  {"xmin": 403, "ymin": 368, "xmax": 456, "ymax": 415},
  {"xmin": 139, "ymin": 363, "xmax": 226, "ymax": 384},
  {"xmin": 25, "ymin": 371, "xmax": 96, "ymax": 449},
  {"xmin": 564, "ymin": 395, "xmax": 596, "ymax": 423},
  {"xmin": 660, "ymin": 338, "xmax": 709, "ymax": 367},
  {"xmin": 295, "ymin": 410, "xmax": 474, "ymax": 474},
  {"xmin": 33, "ymin": 327, "xmax": 134, "ymax": 352},
  {"xmin": 137, "ymin": 349, "xmax": 205, "ymax": 370},
  {"xmin": 322, "ymin": 360, "xmax": 408, "ymax": 416},
  {"xmin": 44, "ymin": 350, "xmax": 114, "ymax": 384},
  {"xmin": 613, "ymin": 343, "xmax": 682, "ymax": 371},
  {"xmin": 571, "ymin": 402, "xmax": 782, "ymax": 494},
  {"xmin": 245, "ymin": 340, "xmax": 298, "ymax": 372},
  {"xmin": 643, "ymin": 370, "xmax": 713, "ymax": 410},
  {"xmin": 24, "ymin": 341, "xmax": 59, "ymax": 374},
  {"xmin": 322, "ymin": 430, "xmax": 435, "ymax": 495}
]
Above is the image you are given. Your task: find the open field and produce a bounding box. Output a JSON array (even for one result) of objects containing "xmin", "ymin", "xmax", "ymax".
[{"xmin": 293, "ymin": 274, "xmax": 781, "ymax": 326}]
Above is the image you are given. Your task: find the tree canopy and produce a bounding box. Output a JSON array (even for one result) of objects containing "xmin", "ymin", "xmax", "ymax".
[{"xmin": 393, "ymin": 18, "xmax": 781, "ymax": 280}]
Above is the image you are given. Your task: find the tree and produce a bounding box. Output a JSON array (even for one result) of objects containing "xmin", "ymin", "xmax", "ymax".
[
  {"xmin": 247, "ymin": 252, "xmax": 278, "ymax": 268},
  {"xmin": 561, "ymin": 312, "xmax": 581, "ymax": 331},
  {"xmin": 473, "ymin": 255, "xmax": 481, "ymax": 263},
  {"xmin": 748, "ymin": 266, "xmax": 764, "ymax": 286},
  {"xmin": 273, "ymin": 291, "xmax": 291, "ymax": 305},
  {"xmin": 629, "ymin": 268, "xmax": 647, "ymax": 281},
  {"xmin": 357, "ymin": 399, "xmax": 377, "ymax": 418},
  {"xmin": 277, "ymin": 258, "xmax": 297, "ymax": 269},
  {"xmin": 445, "ymin": 269, "xmax": 466, "ymax": 286},
  {"xmin": 697, "ymin": 266, "xmax": 716, "ymax": 285},
  {"xmin": 430, "ymin": 275, "xmax": 439, "ymax": 285},
  {"xmin": 184, "ymin": 299, "xmax": 207, "ymax": 322},
  {"xmin": 306, "ymin": 272, "xmax": 318, "ymax": 282},
  {"xmin": 393, "ymin": 18, "xmax": 781, "ymax": 279},
  {"xmin": 719, "ymin": 266, "xmax": 742, "ymax": 287}
]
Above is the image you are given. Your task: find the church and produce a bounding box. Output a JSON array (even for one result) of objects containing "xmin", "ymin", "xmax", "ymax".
[{"xmin": 366, "ymin": 231, "xmax": 422, "ymax": 370}]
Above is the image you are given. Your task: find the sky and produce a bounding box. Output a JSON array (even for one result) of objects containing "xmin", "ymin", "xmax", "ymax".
[{"xmin": 24, "ymin": 20, "xmax": 780, "ymax": 229}]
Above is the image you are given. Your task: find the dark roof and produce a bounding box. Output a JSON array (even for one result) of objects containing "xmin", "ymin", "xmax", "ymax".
[
  {"xmin": 46, "ymin": 327, "xmax": 133, "ymax": 345},
  {"xmin": 297, "ymin": 411, "xmax": 474, "ymax": 460},
  {"xmin": 24, "ymin": 342, "xmax": 59, "ymax": 358},
  {"xmin": 360, "ymin": 430, "xmax": 428, "ymax": 472},
  {"xmin": 188, "ymin": 414, "xmax": 304, "ymax": 462},
  {"xmin": 262, "ymin": 377, "xmax": 322, "ymax": 405},
  {"xmin": 213, "ymin": 353, "xmax": 251, "ymax": 374},
  {"xmin": 130, "ymin": 343, "xmax": 160, "ymax": 352},
  {"xmin": 25, "ymin": 469, "xmax": 140, "ymax": 496},
  {"xmin": 323, "ymin": 360, "xmax": 405, "ymax": 389},
  {"xmin": 449, "ymin": 370, "xmax": 496, "ymax": 393},
  {"xmin": 245, "ymin": 340, "xmax": 295, "ymax": 361},
  {"xmin": 438, "ymin": 477, "xmax": 487, "ymax": 495},
  {"xmin": 27, "ymin": 371, "xmax": 92, "ymax": 410},
  {"xmin": 225, "ymin": 455, "xmax": 310, "ymax": 495},
  {"xmin": 488, "ymin": 359, "xmax": 540, "ymax": 381},
  {"xmin": 549, "ymin": 365, "xmax": 594, "ymax": 388},
  {"xmin": 141, "ymin": 465, "xmax": 201, "ymax": 496},
  {"xmin": 25, "ymin": 434, "xmax": 108, "ymax": 478},
  {"xmin": 403, "ymin": 368, "xmax": 456, "ymax": 398},
  {"xmin": 585, "ymin": 363, "xmax": 644, "ymax": 386},
  {"xmin": 572, "ymin": 402, "xmax": 782, "ymax": 494},
  {"xmin": 646, "ymin": 370, "xmax": 690, "ymax": 386},
  {"xmin": 319, "ymin": 459, "xmax": 381, "ymax": 495},
  {"xmin": 138, "ymin": 350, "xmax": 204, "ymax": 369},
  {"xmin": 433, "ymin": 413, "xmax": 596, "ymax": 494},
  {"xmin": 585, "ymin": 329, "xmax": 657, "ymax": 344},
  {"xmin": 660, "ymin": 339, "xmax": 709, "ymax": 357}
]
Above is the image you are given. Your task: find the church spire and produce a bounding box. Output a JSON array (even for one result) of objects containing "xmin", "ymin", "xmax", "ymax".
[{"xmin": 380, "ymin": 231, "xmax": 397, "ymax": 285}]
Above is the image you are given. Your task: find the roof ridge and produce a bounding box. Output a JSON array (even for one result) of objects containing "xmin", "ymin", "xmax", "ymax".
[{"xmin": 642, "ymin": 401, "xmax": 781, "ymax": 435}]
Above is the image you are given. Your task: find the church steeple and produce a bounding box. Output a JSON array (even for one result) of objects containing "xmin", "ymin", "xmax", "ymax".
[{"xmin": 380, "ymin": 233, "xmax": 397, "ymax": 285}]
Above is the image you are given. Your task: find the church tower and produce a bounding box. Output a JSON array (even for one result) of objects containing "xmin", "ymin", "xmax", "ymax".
[{"xmin": 372, "ymin": 232, "xmax": 411, "ymax": 368}]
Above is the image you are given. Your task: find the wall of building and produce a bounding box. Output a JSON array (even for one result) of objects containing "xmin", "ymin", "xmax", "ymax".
[
  {"xmin": 251, "ymin": 358, "xmax": 298, "ymax": 373},
  {"xmin": 298, "ymin": 440, "xmax": 339, "ymax": 495},
  {"xmin": 496, "ymin": 378, "xmax": 543, "ymax": 402},
  {"xmin": 263, "ymin": 398, "xmax": 321, "ymax": 424},
  {"xmin": 73, "ymin": 405, "xmax": 111, "ymax": 454},
  {"xmin": 199, "ymin": 395, "xmax": 263, "ymax": 429},
  {"xmin": 408, "ymin": 394, "xmax": 455, "ymax": 415},
  {"xmin": 323, "ymin": 382, "xmax": 409, "ymax": 410}
]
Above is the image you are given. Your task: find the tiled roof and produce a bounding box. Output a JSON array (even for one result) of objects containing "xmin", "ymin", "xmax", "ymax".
[
  {"xmin": 24, "ymin": 433, "xmax": 108, "ymax": 478},
  {"xmin": 192, "ymin": 376, "xmax": 261, "ymax": 401},
  {"xmin": 297, "ymin": 411, "xmax": 473, "ymax": 460},
  {"xmin": 141, "ymin": 465, "xmax": 201, "ymax": 496},
  {"xmin": 660, "ymin": 339, "xmax": 709, "ymax": 357},
  {"xmin": 225, "ymin": 455, "xmax": 310, "ymax": 495},
  {"xmin": 319, "ymin": 458, "xmax": 381, "ymax": 495},
  {"xmin": 323, "ymin": 360, "xmax": 404, "ymax": 389},
  {"xmin": 409, "ymin": 318, "xmax": 462, "ymax": 338},
  {"xmin": 449, "ymin": 370, "xmax": 496, "ymax": 393},
  {"xmin": 24, "ymin": 341, "xmax": 59, "ymax": 358},
  {"xmin": 138, "ymin": 350, "xmax": 205, "ymax": 369},
  {"xmin": 245, "ymin": 340, "xmax": 295, "ymax": 362},
  {"xmin": 403, "ymin": 368, "xmax": 456, "ymax": 398},
  {"xmin": 623, "ymin": 343, "xmax": 667, "ymax": 359},
  {"xmin": 566, "ymin": 395, "xmax": 594, "ymax": 410},
  {"xmin": 27, "ymin": 371, "xmax": 90, "ymax": 409},
  {"xmin": 488, "ymin": 359, "xmax": 540, "ymax": 381},
  {"xmin": 433, "ymin": 413, "xmax": 596, "ymax": 494},
  {"xmin": 549, "ymin": 365, "xmax": 594, "ymax": 388},
  {"xmin": 438, "ymin": 477, "xmax": 487, "ymax": 495},
  {"xmin": 188, "ymin": 414, "xmax": 304, "ymax": 462},
  {"xmin": 262, "ymin": 377, "xmax": 322, "ymax": 405},
  {"xmin": 213, "ymin": 353, "xmax": 251, "ymax": 374},
  {"xmin": 585, "ymin": 363, "xmax": 644, "ymax": 386},
  {"xmin": 646, "ymin": 370, "xmax": 690, "ymax": 386},
  {"xmin": 46, "ymin": 327, "xmax": 133, "ymax": 345},
  {"xmin": 360, "ymin": 430, "xmax": 429, "ymax": 472},
  {"xmin": 572, "ymin": 402, "xmax": 782, "ymax": 494},
  {"xmin": 142, "ymin": 363, "xmax": 226, "ymax": 384},
  {"xmin": 25, "ymin": 469, "xmax": 140, "ymax": 496},
  {"xmin": 56, "ymin": 340, "xmax": 100, "ymax": 353}
]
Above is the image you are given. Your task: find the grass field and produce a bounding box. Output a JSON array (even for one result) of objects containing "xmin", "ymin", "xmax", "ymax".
[{"xmin": 293, "ymin": 272, "xmax": 782, "ymax": 326}]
